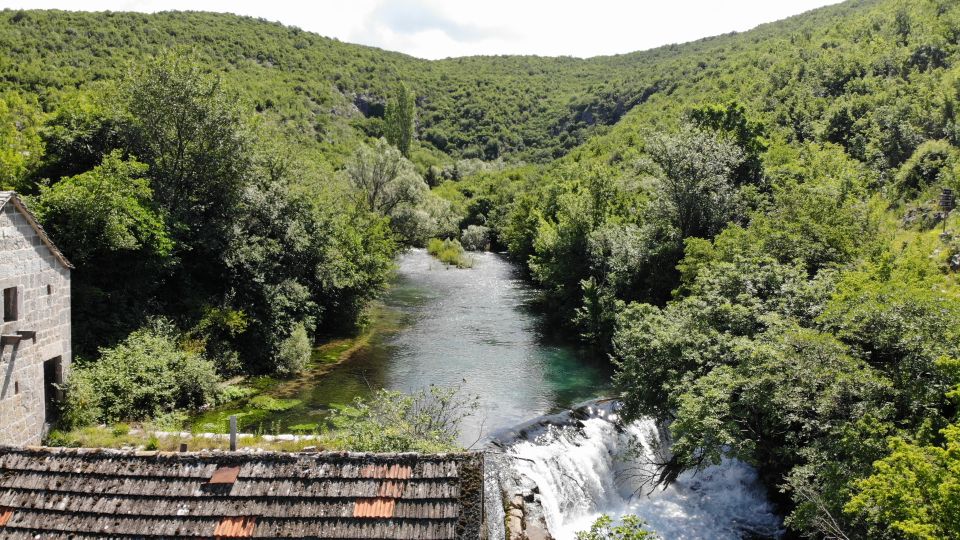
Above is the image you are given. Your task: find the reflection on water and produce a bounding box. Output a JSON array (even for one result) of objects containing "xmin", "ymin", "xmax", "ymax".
[{"xmin": 234, "ymin": 248, "xmax": 612, "ymax": 443}]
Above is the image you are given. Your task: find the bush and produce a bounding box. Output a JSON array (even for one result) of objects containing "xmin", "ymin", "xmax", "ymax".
[
  {"xmin": 62, "ymin": 319, "xmax": 221, "ymax": 427},
  {"xmin": 426, "ymin": 237, "xmax": 473, "ymax": 268},
  {"xmin": 274, "ymin": 322, "xmax": 312, "ymax": 376},
  {"xmin": 329, "ymin": 385, "xmax": 479, "ymax": 453},
  {"xmin": 460, "ymin": 225, "xmax": 490, "ymax": 251},
  {"xmin": 576, "ymin": 515, "xmax": 659, "ymax": 540},
  {"xmin": 895, "ymin": 140, "xmax": 956, "ymax": 197},
  {"xmin": 60, "ymin": 372, "xmax": 102, "ymax": 429}
]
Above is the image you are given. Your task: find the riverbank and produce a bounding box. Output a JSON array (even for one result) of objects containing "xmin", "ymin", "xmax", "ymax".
[
  {"xmin": 48, "ymin": 304, "xmax": 398, "ymax": 450},
  {"xmin": 51, "ymin": 249, "xmax": 612, "ymax": 449},
  {"xmin": 190, "ymin": 302, "xmax": 402, "ymax": 436}
]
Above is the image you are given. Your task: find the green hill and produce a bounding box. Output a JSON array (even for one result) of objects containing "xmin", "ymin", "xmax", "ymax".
[{"xmin": 0, "ymin": 1, "xmax": 893, "ymax": 164}]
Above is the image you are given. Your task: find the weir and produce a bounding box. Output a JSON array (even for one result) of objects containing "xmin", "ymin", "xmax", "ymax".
[{"xmin": 489, "ymin": 401, "xmax": 785, "ymax": 539}]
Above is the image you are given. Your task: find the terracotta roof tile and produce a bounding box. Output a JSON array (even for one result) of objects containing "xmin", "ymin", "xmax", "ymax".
[
  {"xmin": 209, "ymin": 465, "xmax": 241, "ymax": 484},
  {"xmin": 377, "ymin": 480, "xmax": 406, "ymax": 498},
  {"xmin": 214, "ymin": 516, "xmax": 256, "ymax": 538},
  {"xmin": 352, "ymin": 498, "xmax": 396, "ymax": 519},
  {"xmin": 0, "ymin": 506, "xmax": 13, "ymax": 527},
  {"xmin": 359, "ymin": 463, "xmax": 412, "ymax": 479}
]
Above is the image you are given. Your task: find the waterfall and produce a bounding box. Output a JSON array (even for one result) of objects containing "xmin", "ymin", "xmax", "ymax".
[{"xmin": 498, "ymin": 402, "xmax": 784, "ymax": 539}]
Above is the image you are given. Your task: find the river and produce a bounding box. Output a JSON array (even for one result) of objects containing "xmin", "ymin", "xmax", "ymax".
[
  {"xmin": 205, "ymin": 248, "xmax": 783, "ymax": 538},
  {"xmin": 207, "ymin": 248, "xmax": 612, "ymax": 442}
]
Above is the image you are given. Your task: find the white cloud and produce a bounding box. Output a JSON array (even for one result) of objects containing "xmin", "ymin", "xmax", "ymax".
[{"xmin": 3, "ymin": 0, "xmax": 844, "ymax": 59}]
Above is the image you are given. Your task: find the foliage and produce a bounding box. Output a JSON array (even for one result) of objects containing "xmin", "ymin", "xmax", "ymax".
[
  {"xmin": 274, "ymin": 322, "xmax": 312, "ymax": 377},
  {"xmin": 575, "ymin": 515, "xmax": 659, "ymax": 540},
  {"xmin": 0, "ymin": 91, "xmax": 44, "ymax": 191},
  {"xmin": 329, "ymin": 385, "xmax": 479, "ymax": 453},
  {"xmin": 31, "ymin": 150, "xmax": 173, "ymax": 352},
  {"xmin": 16, "ymin": 51, "xmax": 400, "ymax": 374},
  {"xmin": 62, "ymin": 319, "xmax": 220, "ymax": 427},
  {"xmin": 8, "ymin": 4, "xmax": 960, "ymax": 536},
  {"xmin": 460, "ymin": 224, "xmax": 490, "ymax": 251},
  {"xmin": 895, "ymin": 139, "xmax": 956, "ymax": 197},
  {"xmin": 845, "ymin": 423, "xmax": 960, "ymax": 540},
  {"xmin": 384, "ymin": 82, "xmax": 415, "ymax": 157},
  {"xmin": 427, "ymin": 238, "xmax": 473, "ymax": 268}
]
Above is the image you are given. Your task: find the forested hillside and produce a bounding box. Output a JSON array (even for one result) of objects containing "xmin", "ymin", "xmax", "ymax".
[
  {"xmin": 0, "ymin": 8, "xmax": 701, "ymax": 163},
  {"xmin": 439, "ymin": 0, "xmax": 960, "ymax": 538},
  {"xmin": 3, "ymin": 1, "xmax": 960, "ymax": 538}
]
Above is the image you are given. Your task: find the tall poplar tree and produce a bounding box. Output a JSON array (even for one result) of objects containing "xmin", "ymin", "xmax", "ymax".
[{"xmin": 384, "ymin": 82, "xmax": 415, "ymax": 157}]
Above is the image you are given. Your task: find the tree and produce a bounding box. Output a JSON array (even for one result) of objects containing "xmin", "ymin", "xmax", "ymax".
[
  {"xmin": 123, "ymin": 51, "xmax": 252, "ymax": 298},
  {"xmin": 346, "ymin": 138, "xmax": 427, "ymax": 216},
  {"xmin": 38, "ymin": 88, "xmax": 126, "ymax": 181},
  {"xmin": 384, "ymin": 82, "xmax": 415, "ymax": 157},
  {"xmin": 32, "ymin": 151, "xmax": 170, "ymax": 266},
  {"xmin": 688, "ymin": 102, "xmax": 767, "ymax": 186},
  {"xmin": 575, "ymin": 515, "xmax": 659, "ymax": 540},
  {"xmin": 643, "ymin": 127, "xmax": 744, "ymax": 240},
  {"xmin": 0, "ymin": 91, "xmax": 44, "ymax": 191},
  {"xmin": 895, "ymin": 139, "xmax": 956, "ymax": 197},
  {"xmin": 31, "ymin": 150, "xmax": 173, "ymax": 355},
  {"xmin": 846, "ymin": 424, "xmax": 960, "ymax": 540}
]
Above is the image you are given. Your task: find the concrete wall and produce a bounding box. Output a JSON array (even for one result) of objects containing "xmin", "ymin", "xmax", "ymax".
[{"xmin": 0, "ymin": 202, "xmax": 71, "ymax": 446}]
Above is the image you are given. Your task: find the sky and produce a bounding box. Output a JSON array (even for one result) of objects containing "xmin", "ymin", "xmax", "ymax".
[{"xmin": 2, "ymin": 0, "xmax": 845, "ymax": 59}]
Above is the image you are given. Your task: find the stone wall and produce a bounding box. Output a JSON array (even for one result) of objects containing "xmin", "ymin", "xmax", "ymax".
[{"xmin": 0, "ymin": 201, "xmax": 71, "ymax": 446}]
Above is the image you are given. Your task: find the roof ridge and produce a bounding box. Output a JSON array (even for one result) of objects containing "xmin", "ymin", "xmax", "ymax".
[{"xmin": 0, "ymin": 445, "xmax": 480, "ymax": 459}]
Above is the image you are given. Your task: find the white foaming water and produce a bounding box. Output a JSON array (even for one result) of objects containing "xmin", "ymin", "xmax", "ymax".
[{"xmin": 506, "ymin": 408, "xmax": 784, "ymax": 539}]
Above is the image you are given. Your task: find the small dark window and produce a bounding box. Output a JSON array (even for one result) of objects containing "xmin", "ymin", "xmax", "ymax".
[
  {"xmin": 47, "ymin": 284, "xmax": 52, "ymax": 295},
  {"xmin": 2, "ymin": 287, "xmax": 16, "ymax": 322},
  {"xmin": 13, "ymin": 381, "xmax": 19, "ymax": 395}
]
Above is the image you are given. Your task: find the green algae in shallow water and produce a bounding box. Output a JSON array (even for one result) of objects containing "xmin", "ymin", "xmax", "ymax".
[
  {"xmin": 188, "ymin": 313, "xmax": 395, "ymax": 435},
  {"xmin": 313, "ymin": 340, "xmax": 355, "ymax": 364},
  {"xmin": 249, "ymin": 396, "xmax": 301, "ymax": 411}
]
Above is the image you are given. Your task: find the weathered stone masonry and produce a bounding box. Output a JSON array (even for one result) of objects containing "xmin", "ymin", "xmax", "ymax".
[{"xmin": 0, "ymin": 192, "xmax": 72, "ymax": 446}]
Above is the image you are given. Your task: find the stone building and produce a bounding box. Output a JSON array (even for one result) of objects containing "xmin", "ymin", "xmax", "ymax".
[{"xmin": 0, "ymin": 191, "xmax": 72, "ymax": 446}]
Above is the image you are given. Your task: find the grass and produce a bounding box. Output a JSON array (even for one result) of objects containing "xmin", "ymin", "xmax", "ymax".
[
  {"xmin": 427, "ymin": 238, "xmax": 473, "ymax": 268},
  {"xmin": 48, "ymin": 425, "xmax": 334, "ymax": 452}
]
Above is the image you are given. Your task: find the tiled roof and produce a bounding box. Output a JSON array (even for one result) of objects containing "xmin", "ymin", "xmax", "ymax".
[
  {"xmin": 0, "ymin": 191, "xmax": 73, "ymax": 269},
  {"xmin": 0, "ymin": 446, "xmax": 485, "ymax": 539}
]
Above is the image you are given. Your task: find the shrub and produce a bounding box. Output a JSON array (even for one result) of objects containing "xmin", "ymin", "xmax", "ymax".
[
  {"xmin": 62, "ymin": 319, "xmax": 221, "ymax": 427},
  {"xmin": 145, "ymin": 434, "xmax": 160, "ymax": 451},
  {"xmin": 426, "ymin": 238, "xmax": 473, "ymax": 268},
  {"xmin": 460, "ymin": 224, "xmax": 490, "ymax": 251},
  {"xmin": 895, "ymin": 140, "xmax": 956, "ymax": 197},
  {"xmin": 274, "ymin": 322, "xmax": 312, "ymax": 376},
  {"xmin": 60, "ymin": 372, "xmax": 102, "ymax": 429},
  {"xmin": 576, "ymin": 515, "xmax": 659, "ymax": 540},
  {"xmin": 329, "ymin": 385, "xmax": 479, "ymax": 452}
]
